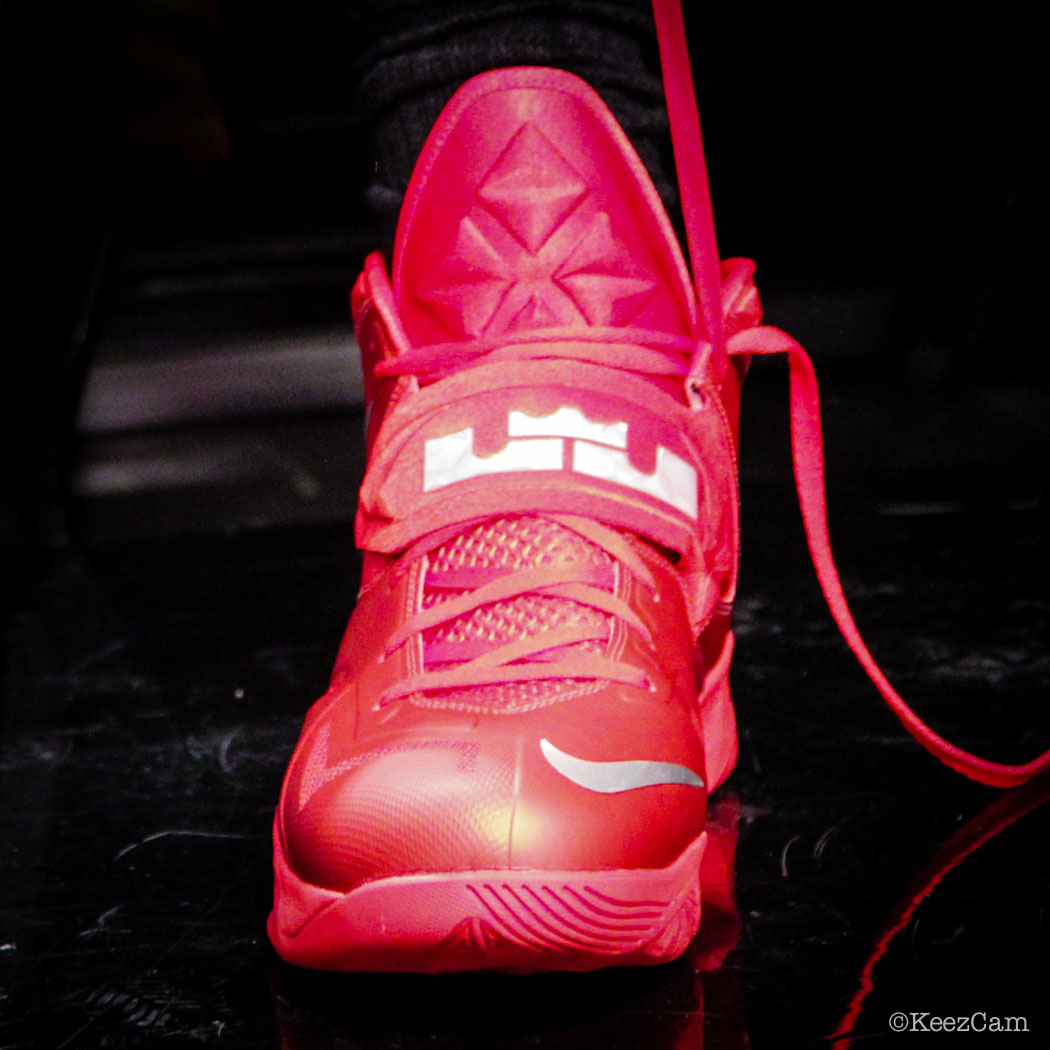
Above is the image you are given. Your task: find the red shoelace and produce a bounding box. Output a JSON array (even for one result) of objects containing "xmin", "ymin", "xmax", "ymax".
[
  {"xmin": 653, "ymin": 0, "xmax": 1049, "ymax": 788},
  {"xmin": 377, "ymin": 513, "xmax": 657, "ymax": 705}
]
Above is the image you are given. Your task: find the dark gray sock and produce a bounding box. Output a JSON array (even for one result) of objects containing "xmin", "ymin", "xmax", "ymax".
[{"xmin": 347, "ymin": 0, "xmax": 678, "ymax": 252}]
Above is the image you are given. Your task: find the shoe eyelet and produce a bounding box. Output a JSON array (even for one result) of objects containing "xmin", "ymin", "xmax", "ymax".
[{"xmin": 688, "ymin": 381, "xmax": 709, "ymax": 409}]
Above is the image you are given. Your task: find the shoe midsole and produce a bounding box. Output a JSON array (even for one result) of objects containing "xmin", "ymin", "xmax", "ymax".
[{"xmin": 269, "ymin": 829, "xmax": 708, "ymax": 972}]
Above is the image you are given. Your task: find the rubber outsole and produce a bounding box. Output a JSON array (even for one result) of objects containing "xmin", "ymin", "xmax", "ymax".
[{"xmin": 270, "ymin": 831, "xmax": 707, "ymax": 974}]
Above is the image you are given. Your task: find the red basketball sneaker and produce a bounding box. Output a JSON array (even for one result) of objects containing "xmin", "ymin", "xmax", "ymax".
[
  {"xmin": 267, "ymin": 42, "xmax": 757, "ymax": 971},
  {"xmin": 269, "ymin": 2, "xmax": 1050, "ymax": 975}
]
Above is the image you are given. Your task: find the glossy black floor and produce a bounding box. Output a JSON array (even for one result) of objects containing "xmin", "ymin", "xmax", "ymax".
[
  {"xmin": 5, "ymin": 413, "xmax": 1050, "ymax": 1048},
  {"xmin": 6, "ymin": 405, "xmax": 1050, "ymax": 1049},
  {"xmin": 4, "ymin": 6, "xmax": 1049, "ymax": 1047}
]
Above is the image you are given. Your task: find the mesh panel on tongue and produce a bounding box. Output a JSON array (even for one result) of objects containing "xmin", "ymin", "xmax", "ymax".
[
  {"xmin": 426, "ymin": 516, "xmax": 605, "ymax": 574},
  {"xmin": 418, "ymin": 517, "xmax": 611, "ymax": 712}
]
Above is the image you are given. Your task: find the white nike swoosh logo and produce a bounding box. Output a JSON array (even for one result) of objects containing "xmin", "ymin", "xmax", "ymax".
[{"xmin": 539, "ymin": 738, "xmax": 705, "ymax": 794}]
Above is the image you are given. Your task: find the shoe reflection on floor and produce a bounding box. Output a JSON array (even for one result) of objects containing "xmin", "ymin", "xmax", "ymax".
[
  {"xmin": 270, "ymin": 776, "xmax": 1049, "ymax": 1049},
  {"xmin": 268, "ymin": 794, "xmax": 745, "ymax": 1050}
]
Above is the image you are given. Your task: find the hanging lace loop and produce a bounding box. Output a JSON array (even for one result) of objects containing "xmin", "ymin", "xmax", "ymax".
[
  {"xmin": 652, "ymin": 0, "xmax": 1049, "ymax": 787},
  {"xmin": 731, "ymin": 327, "xmax": 1050, "ymax": 787}
]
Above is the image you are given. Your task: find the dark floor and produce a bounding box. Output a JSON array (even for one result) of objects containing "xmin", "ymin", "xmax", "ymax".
[
  {"xmin": 4, "ymin": 461, "xmax": 1049, "ymax": 1048},
  {"xmin": 3, "ymin": 5, "xmax": 1049, "ymax": 1048}
]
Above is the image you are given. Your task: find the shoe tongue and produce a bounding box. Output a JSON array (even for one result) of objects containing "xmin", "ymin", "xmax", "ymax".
[
  {"xmin": 385, "ymin": 70, "xmax": 697, "ymax": 709},
  {"xmin": 392, "ymin": 68, "xmax": 697, "ymax": 349},
  {"xmin": 421, "ymin": 517, "xmax": 611, "ymax": 709}
]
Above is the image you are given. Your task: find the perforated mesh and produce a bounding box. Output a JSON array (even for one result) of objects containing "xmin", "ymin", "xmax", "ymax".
[
  {"xmin": 428, "ymin": 516, "xmax": 605, "ymax": 573},
  {"xmin": 419, "ymin": 517, "xmax": 612, "ymax": 711}
]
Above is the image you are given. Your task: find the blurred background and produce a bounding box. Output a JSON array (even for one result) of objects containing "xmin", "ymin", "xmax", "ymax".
[
  {"xmin": 4, "ymin": 0, "xmax": 373, "ymax": 546},
  {"xmin": 2, "ymin": 1, "xmax": 1045, "ymax": 547},
  {"xmin": 2, "ymin": 3, "xmax": 1047, "ymax": 1048}
]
